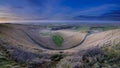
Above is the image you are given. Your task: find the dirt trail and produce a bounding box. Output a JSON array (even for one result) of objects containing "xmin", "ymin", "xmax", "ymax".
[{"xmin": 21, "ymin": 29, "xmax": 91, "ymax": 50}]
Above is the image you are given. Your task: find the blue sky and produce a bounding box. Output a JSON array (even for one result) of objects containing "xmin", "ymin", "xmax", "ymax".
[{"xmin": 0, "ymin": 0, "xmax": 120, "ymax": 21}]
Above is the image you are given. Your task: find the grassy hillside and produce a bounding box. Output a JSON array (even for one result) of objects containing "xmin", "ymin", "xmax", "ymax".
[
  {"xmin": 56, "ymin": 43, "xmax": 120, "ymax": 68},
  {"xmin": 0, "ymin": 23, "xmax": 120, "ymax": 68}
]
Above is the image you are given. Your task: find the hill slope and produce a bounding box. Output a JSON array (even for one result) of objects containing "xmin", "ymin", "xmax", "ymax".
[{"xmin": 0, "ymin": 23, "xmax": 120, "ymax": 68}]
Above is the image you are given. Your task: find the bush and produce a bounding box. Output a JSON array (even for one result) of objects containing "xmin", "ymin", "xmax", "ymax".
[
  {"xmin": 52, "ymin": 35, "xmax": 64, "ymax": 47},
  {"xmin": 0, "ymin": 45, "xmax": 27, "ymax": 68},
  {"xmin": 50, "ymin": 54, "xmax": 65, "ymax": 61}
]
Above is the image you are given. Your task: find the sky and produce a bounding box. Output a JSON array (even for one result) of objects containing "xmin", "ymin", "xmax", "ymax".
[{"xmin": 0, "ymin": 0, "xmax": 120, "ymax": 22}]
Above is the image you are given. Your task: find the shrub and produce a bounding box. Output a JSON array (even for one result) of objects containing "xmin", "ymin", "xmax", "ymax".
[
  {"xmin": 52, "ymin": 34, "xmax": 64, "ymax": 47},
  {"xmin": 50, "ymin": 54, "xmax": 65, "ymax": 61}
]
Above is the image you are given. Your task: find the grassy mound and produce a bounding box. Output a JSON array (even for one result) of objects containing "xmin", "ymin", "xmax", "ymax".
[{"xmin": 52, "ymin": 34, "xmax": 64, "ymax": 47}]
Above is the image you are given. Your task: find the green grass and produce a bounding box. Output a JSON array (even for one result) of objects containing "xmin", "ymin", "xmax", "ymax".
[
  {"xmin": 52, "ymin": 34, "xmax": 64, "ymax": 47},
  {"xmin": 73, "ymin": 26, "xmax": 90, "ymax": 32},
  {"xmin": 102, "ymin": 26, "xmax": 120, "ymax": 31}
]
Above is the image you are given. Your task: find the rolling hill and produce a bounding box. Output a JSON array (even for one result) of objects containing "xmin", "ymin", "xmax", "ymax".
[{"xmin": 0, "ymin": 23, "xmax": 120, "ymax": 68}]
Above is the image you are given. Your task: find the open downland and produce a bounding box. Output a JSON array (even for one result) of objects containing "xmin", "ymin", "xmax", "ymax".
[
  {"xmin": 0, "ymin": 23, "xmax": 120, "ymax": 68},
  {"xmin": 0, "ymin": 24, "xmax": 119, "ymax": 51}
]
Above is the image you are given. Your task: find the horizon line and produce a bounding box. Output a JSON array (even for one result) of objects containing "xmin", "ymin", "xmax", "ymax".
[{"xmin": 0, "ymin": 20, "xmax": 120, "ymax": 23}]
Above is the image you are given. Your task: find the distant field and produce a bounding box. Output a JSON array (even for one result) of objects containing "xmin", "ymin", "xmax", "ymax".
[
  {"xmin": 73, "ymin": 26, "xmax": 90, "ymax": 30},
  {"xmin": 72, "ymin": 26, "xmax": 90, "ymax": 32},
  {"xmin": 102, "ymin": 26, "xmax": 120, "ymax": 31}
]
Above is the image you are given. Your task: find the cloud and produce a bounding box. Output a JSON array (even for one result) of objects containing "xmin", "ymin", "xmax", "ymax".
[
  {"xmin": 71, "ymin": 4, "xmax": 120, "ymax": 16},
  {"xmin": 0, "ymin": 0, "xmax": 64, "ymax": 19},
  {"xmin": 0, "ymin": 6, "xmax": 15, "ymax": 17},
  {"xmin": 0, "ymin": 0, "xmax": 120, "ymax": 21},
  {"xmin": 26, "ymin": 0, "xmax": 44, "ymax": 6}
]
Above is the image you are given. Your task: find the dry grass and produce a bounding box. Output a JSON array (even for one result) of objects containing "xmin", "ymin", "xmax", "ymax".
[
  {"xmin": 56, "ymin": 43, "xmax": 120, "ymax": 68},
  {"xmin": 27, "ymin": 29, "xmax": 87, "ymax": 49},
  {"xmin": 0, "ymin": 24, "xmax": 43, "ymax": 53},
  {"xmin": 0, "ymin": 24, "xmax": 120, "ymax": 68},
  {"xmin": 73, "ymin": 29, "xmax": 120, "ymax": 51},
  {"xmin": 53, "ymin": 30, "xmax": 87, "ymax": 49}
]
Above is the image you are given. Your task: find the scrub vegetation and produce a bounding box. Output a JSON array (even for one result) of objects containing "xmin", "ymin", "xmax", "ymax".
[
  {"xmin": 52, "ymin": 34, "xmax": 64, "ymax": 47},
  {"xmin": 56, "ymin": 43, "xmax": 120, "ymax": 68},
  {"xmin": 0, "ymin": 45, "xmax": 26, "ymax": 68}
]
